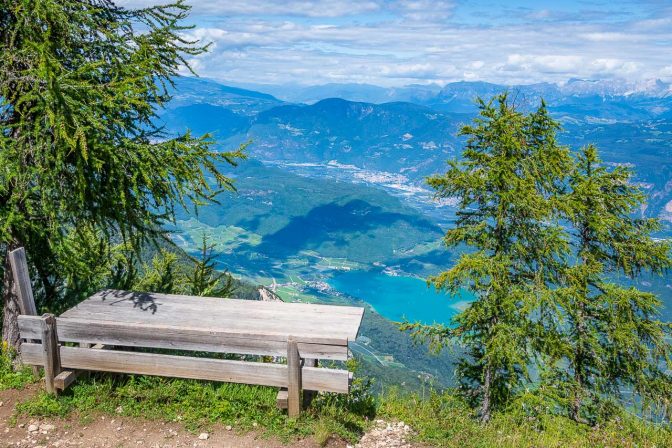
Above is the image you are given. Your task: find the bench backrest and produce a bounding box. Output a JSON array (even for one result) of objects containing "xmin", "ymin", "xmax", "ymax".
[
  {"xmin": 18, "ymin": 314, "xmax": 351, "ymax": 393},
  {"xmin": 18, "ymin": 315, "xmax": 348, "ymax": 360}
]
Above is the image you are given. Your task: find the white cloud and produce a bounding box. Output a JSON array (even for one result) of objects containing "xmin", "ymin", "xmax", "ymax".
[
  {"xmin": 117, "ymin": 0, "xmax": 380, "ymax": 17},
  {"xmin": 116, "ymin": 0, "xmax": 672, "ymax": 86}
]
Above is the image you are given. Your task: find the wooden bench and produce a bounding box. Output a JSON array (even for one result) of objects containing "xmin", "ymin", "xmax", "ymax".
[{"xmin": 10, "ymin": 248, "xmax": 364, "ymax": 417}]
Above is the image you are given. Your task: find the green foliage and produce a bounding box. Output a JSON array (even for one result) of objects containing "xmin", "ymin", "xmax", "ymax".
[
  {"xmin": 379, "ymin": 388, "xmax": 672, "ymax": 448},
  {"xmin": 130, "ymin": 240, "xmax": 236, "ymax": 298},
  {"xmin": 0, "ymin": 0, "xmax": 245, "ymax": 320},
  {"xmin": 14, "ymin": 371, "xmax": 371, "ymax": 443},
  {"xmin": 407, "ymin": 95, "xmax": 572, "ymax": 421},
  {"xmin": 408, "ymin": 95, "xmax": 672, "ymax": 425},
  {"xmin": 0, "ymin": 346, "xmax": 36, "ymax": 390},
  {"xmin": 5, "ymin": 348, "xmax": 672, "ymax": 446},
  {"xmin": 186, "ymin": 235, "xmax": 235, "ymax": 297},
  {"xmin": 312, "ymin": 359, "xmax": 377, "ymax": 419},
  {"xmin": 543, "ymin": 144, "xmax": 672, "ymax": 423}
]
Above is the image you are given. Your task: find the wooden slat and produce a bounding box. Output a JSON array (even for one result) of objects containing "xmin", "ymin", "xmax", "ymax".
[
  {"xmin": 303, "ymin": 358, "xmax": 318, "ymax": 409},
  {"xmin": 61, "ymin": 303, "xmax": 361, "ymax": 342},
  {"xmin": 20, "ymin": 344, "xmax": 350, "ymax": 393},
  {"xmin": 8, "ymin": 248, "xmax": 37, "ymax": 316},
  {"xmin": 89, "ymin": 289, "xmax": 364, "ymax": 316},
  {"xmin": 9, "ymin": 248, "xmax": 41, "ymax": 377},
  {"xmin": 54, "ymin": 370, "xmax": 80, "ymax": 391},
  {"xmin": 18, "ymin": 316, "xmax": 348, "ymax": 360},
  {"xmin": 287, "ymin": 337, "xmax": 301, "ymax": 417},
  {"xmin": 60, "ymin": 290, "xmax": 364, "ymax": 341},
  {"xmin": 276, "ymin": 389, "xmax": 288, "ymax": 409},
  {"xmin": 67, "ymin": 294, "xmax": 363, "ymax": 327},
  {"xmin": 40, "ymin": 315, "xmax": 60, "ymax": 395}
]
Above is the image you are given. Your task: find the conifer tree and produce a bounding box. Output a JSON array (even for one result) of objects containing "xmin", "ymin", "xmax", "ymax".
[
  {"xmin": 404, "ymin": 95, "xmax": 572, "ymax": 422},
  {"xmin": 549, "ymin": 144, "xmax": 672, "ymax": 423},
  {"xmin": 0, "ymin": 0, "xmax": 245, "ymax": 348},
  {"xmin": 186, "ymin": 235, "xmax": 235, "ymax": 297}
]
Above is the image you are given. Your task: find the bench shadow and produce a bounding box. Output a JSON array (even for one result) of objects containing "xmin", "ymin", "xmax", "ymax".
[{"xmin": 98, "ymin": 289, "xmax": 159, "ymax": 314}]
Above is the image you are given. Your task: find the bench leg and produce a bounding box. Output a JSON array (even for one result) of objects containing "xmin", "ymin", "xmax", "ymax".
[
  {"xmin": 302, "ymin": 358, "xmax": 317, "ymax": 409},
  {"xmin": 287, "ymin": 336, "xmax": 301, "ymax": 417},
  {"xmin": 40, "ymin": 314, "xmax": 61, "ymax": 395}
]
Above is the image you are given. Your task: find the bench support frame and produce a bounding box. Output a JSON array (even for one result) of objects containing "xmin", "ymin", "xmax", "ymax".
[{"xmin": 40, "ymin": 314, "xmax": 61, "ymax": 395}]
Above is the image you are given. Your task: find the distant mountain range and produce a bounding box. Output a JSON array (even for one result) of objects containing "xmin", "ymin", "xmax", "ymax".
[
  {"xmin": 164, "ymin": 76, "xmax": 671, "ymax": 387},
  {"xmin": 161, "ymin": 77, "xmax": 672, "ymax": 226},
  {"xmin": 219, "ymin": 77, "xmax": 672, "ymax": 115}
]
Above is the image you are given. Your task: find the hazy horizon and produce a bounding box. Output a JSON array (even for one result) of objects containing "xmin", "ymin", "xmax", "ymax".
[{"xmin": 117, "ymin": 0, "xmax": 672, "ymax": 88}]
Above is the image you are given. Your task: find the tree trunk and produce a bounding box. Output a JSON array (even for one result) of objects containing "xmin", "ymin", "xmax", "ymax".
[
  {"xmin": 2, "ymin": 242, "xmax": 22, "ymax": 352},
  {"xmin": 570, "ymin": 300, "xmax": 589, "ymax": 425},
  {"xmin": 480, "ymin": 364, "xmax": 493, "ymax": 423}
]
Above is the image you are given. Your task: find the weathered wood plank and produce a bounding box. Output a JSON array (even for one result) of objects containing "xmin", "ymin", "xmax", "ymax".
[
  {"xmin": 9, "ymin": 248, "xmax": 40, "ymax": 377},
  {"xmin": 276, "ymin": 388, "xmax": 288, "ymax": 409},
  {"xmin": 60, "ymin": 290, "xmax": 364, "ymax": 341},
  {"xmin": 60, "ymin": 308, "xmax": 359, "ymax": 342},
  {"xmin": 18, "ymin": 316, "xmax": 349, "ymax": 360},
  {"xmin": 287, "ymin": 337, "xmax": 301, "ymax": 417},
  {"xmin": 303, "ymin": 358, "xmax": 318, "ymax": 409},
  {"xmin": 19, "ymin": 314, "xmax": 348, "ymax": 345},
  {"xmin": 40, "ymin": 315, "xmax": 61, "ymax": 395},
  {"xmin": 8, "ymin": 248, "xmax": 37, "ymax": 316},
  {"xmin": 54, "ymin": 370, "xmax": 80, "ymax": 390},
  {"xmin": 20, "ymin": 344, "xmax": 350, "ymax": 393},
  {"xmin": 88, "ymin": 289, "xmax": 364, "ymax": 316},
  {"xmin": 61, "ymin": 304, "xmax": 362, "ymax": 341}
]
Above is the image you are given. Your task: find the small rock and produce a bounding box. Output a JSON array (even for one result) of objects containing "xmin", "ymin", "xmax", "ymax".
[
  {"xmin": 252, "ymin": 422, "xmax": 258, "ymax": 428},
  {"xmin": 0, "ymin": 400, "xmax": 4, "ymax": 406},
  {"xmin": 116, "ymin": 406, "xmax": 123, "ymax": 414},
  {"xmin": 39, "ymin": 424, "xmax": 55, "ymax": 432},
  {"xmin": 198, "ymin": 433, "xmax": 209, "ymax": 440},
  {"xmin": 27, "ymin": 424, "xmax": 39, "ymax": 433},
  {"xmin": 225, "ymin": 425, "xmax": 232, "ymax": 431}
]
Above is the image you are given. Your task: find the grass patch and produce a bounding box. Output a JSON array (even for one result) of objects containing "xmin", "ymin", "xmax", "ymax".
[
  {"xmin": 378, "ymin": 388, "xmax": 672, "ymax": 448},
  {"xmin": 0, "ymin": 347, "xmax": 37, "ymax": 391},
  {"xmin": 14, "ymin": 372, "xmax": 374, "ymax": 444},
  {"xmin": 6, "ymin": 349, "xmax": 672, "ymax": 447}
]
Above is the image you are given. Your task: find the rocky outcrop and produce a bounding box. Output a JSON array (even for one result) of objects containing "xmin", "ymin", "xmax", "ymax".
[{"xmin": 258, "ymin": 285, "xmax": 283, "ymax": 302}]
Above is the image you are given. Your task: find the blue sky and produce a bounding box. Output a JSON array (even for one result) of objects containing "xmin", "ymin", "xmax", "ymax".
[{"xmin": 118, "ymin": 0, "xmax": 672, "ymax": 87}]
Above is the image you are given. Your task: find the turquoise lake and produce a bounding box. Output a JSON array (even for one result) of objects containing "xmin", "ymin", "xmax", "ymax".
[{"xmin": 328, "ymin": 270, "xmax": 474, "ymax": 325}]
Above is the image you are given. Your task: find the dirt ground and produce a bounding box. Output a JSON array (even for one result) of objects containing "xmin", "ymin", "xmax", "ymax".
[
  {"xmin": 0, "ymin": 386, "xmax": 342, "ymax": 448},
  {"xmin": 0, "ymin": 387, "xmax": 418, "ymax": 448}
]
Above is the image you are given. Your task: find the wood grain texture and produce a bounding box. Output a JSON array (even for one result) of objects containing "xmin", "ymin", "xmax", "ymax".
[
  {"xmin": 10, "ymin": 248, "xmax": 41, "ymax": 377},
  {"xmin": 18, "ymin": 316, "xmax": 348, "ymax": 360},
  {"xmin": 303, "ymin": 358, "xmax": 318, "ymax": 409},
  {"xmin": 54, "ymin": 370, "xmax": 81, "ymax": 390},
  {"xmin": 40, "ymin": 315, "xmax": 60, "ymax": 395},
  {"xmin": 276, "ymin": 389, "xmax": 288, "ymax": 409},
  {"xmin": 287, "ymin": 337, "xmax": 301, "ymax": 417},
  {"xmin": 59, "ymin": 289, "xmax": 364, "ymax": 342},
  {"xmin": 20, "ymin": 344, "xmax": 350, "ymax": 393},
  {"xmin": 8, "ymin": 248, "xmax": 37, "ymax": 316}
]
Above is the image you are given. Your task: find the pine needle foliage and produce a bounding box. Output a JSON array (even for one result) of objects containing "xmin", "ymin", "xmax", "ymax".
[
  {"xmin": 404, "ymin": 95, "xmax": 672, "ymax": 426},
  {"xmin": 186, "ymin": 235, "xmax": 235, "ymax": 298},
  {"xmin": 546, "ymin": 144, "xmax": 672, "ymax": 423},
  {"xmin": 0, "ymin": 0, "xmax": 245, "ymax": 344},
  {"xmin": 402, "ymin": 95, "xmax": 572, "ymax": 422}
]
